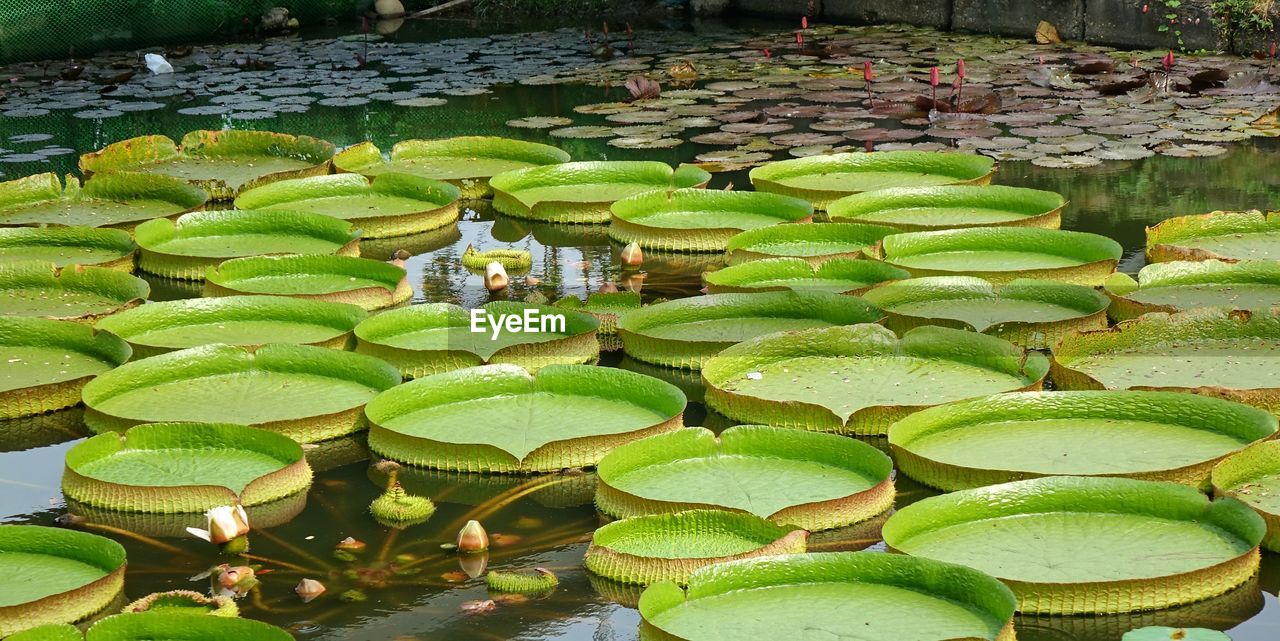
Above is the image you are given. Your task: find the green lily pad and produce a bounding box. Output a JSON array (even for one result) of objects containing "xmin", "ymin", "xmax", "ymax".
[
  {"xmin": 490, "ymin": 161, "xmax": 712, "ymax": 224},
  {"xmin": 204, "ymin": 255, "xmax": 412, "ymax": 311},
  {"xmin": 827, "ymin": 185, "xmax": 1065, "ymax": 232},
  {"xmin": 122, "ymin": 590, "xmax": 236, "ymax": 616},
  {"xmin": 95, "ymin": 296, "xmax": 366, "ymax": 358},
  {"xmin": 725, "ymin": 222, "xmax": 898, "ymax": 266},
  {"xmin": 5, "ymin": 624, "xmax": 83, "ymax": 641},
  {"xmin": 585, "ymin": 509, "xmax": 808, "ymax": 586},
  {"xmin": 0, "ymin": 172, "xmax": 207, "ymax": 230},
  {"xmin": 617, "ymin": 291, "xmax": 883, "ymax": 370},
  {"xmin": 0, "ymin": 227, "xmax": 137, "ymax": 272},
  {"xmin": 233, "ymin": 173, "xmax": 460, "ymax": 239},
  {"xmin": 554, "ymin": 291, "xmax": 642, "ymax": 350},
  {"xmin": 702, "ymin": 324, "xmax": 1049, "ymax": 436},
  {"xmin": 460, "ymin": 245, "xmax": 532, "ymax": 272},
  {"xmin": 890, "ymin": 390, "xmax": 1277, "ymax": 491},
  {"xmin": 84, "ymin": 612, "xmax": 293, "ymax": 640},
  {"xmin": 703, "ymin": 257, "xmax": 909, "ymax": 295},
  {"xmin": 1121, "ymin": 628, "xmax": 1231, "ymax": 641},
  {"xmin": 65, "ymin": 491, "xmax": 306, "ymax": 540},
  {"xmin": 81, "ymin": 343, "xmax": 401, "ymax": 442},
  {"xmin": 607, "ymin": 188, "xmax": 813, "ymax": 252},
  {"xmin": 1, "ymin": 317, "xmax": 131, "ymax": 419},
  {"xmin": 1213, "ymin": 440, "xmax": 1280, "ymax": 553},
  {"xmin": 134, "ymin": 210, "xmax": 361, "ymax": 280},
  {"xmin": 332, "ymin": 137, "xmax": 569, "ymax": 199},
  {"xmin": 79, "ymin": 131, "xmax": 334, "ymax": 201},
  {"xmin": 1147, "ymin": 210, "xmax": 1280, "ymax": 262},
  {"xmin": 883, "ymin": 476, "xmax": 1265, "ymax": 614},
  {"xmin": 638, "ymin": 552, "xmax": 1016, "ymax": 641},
  {"xmin": 354, "ymin": 302, "xmax": 600, "ymax": 378},
  {"xmin": 750, "ymin": 151, "xmax": 996, "ymax": 210},
  {"xmin": 874, "ymin": 227, "xmax": 1123, "ymax": 286},
  {"xmin": 366, "ymin": 364, "xmax": 685, "ymax": 473},
  {"xmin": 0, "ymin": 526, "xmax": 126, "ymax": 637},
  {"xmin": 63, "ymin": 422, "xmax": 313, "ymax": 513},
  {"xmin": 1106, "ymin": 260, "xmax": 1280, "ymax": 321},
  {"xmin": 0, "ymin": 261, "xmax": 148, "ymax": 322},
  {"xmin": 862, "ymin": 277, "xmax": 1109, "ymax": 349}
]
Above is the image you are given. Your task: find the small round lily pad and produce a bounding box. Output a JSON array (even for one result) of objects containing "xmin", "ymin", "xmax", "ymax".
[
  {"xmin": 1, "ymin": 316, "xmax": 131, "ymax": 419},
  {"xmin": 0, "ymin": 172, "xmax": 208, "ymax": 230},
  {"xmin": 490, "ymin": 161, "xmax": 712, "ymax": 224},
  {"xmin": 233, "ymin": 173, "xmax": 460, "ymax": 239},
  {"xmin": 750, "ymin": 151, "xmax": 996, "ymax": 210},
  {"xmin": 0, "ymin": 227, "xmax": 137, "ymax": 272},
  {"xmin": 827, "ymin": 184, "xmax": 1066, "ymax": 232},
  {"xmin": 703, "ymin": 257, "xmax": 909, "ymax": 295},
  {"xmin": 1106, "ymin": 260, "xmax": 1280, "ymax": 321},
  {"xmin": 724, "ymin": 223, "xmax": 897, "ymax": 266},
  {"xmin": 0, "ymin": 261, "xmax": 149, "ymax": 323},
  {"xmin": 607, "ymin": 189, "xmax": 813, "ymax": 252},
  {"xmin": 204, "ymin": 255, "xmax": 412, "ymax": 311},
  {"xmin": 332, "ymin": 137, "xmax": 570, "ymax": 199},
  {"xmin": 873, "ymin": 227, "xmax": 1123, "ymax": 286},
  {"xmin": 0, "ymin": 525, "xmax": 126, "ymax": 637},
  {"xmin": 1147, "ymin": 210, "xmax": 1280, "ymax": 262}
]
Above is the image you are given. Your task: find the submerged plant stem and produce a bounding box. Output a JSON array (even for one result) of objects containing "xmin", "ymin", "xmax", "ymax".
[{"xmin": 80, "ymin": 522, "xmax": 192, "ymax": 557}]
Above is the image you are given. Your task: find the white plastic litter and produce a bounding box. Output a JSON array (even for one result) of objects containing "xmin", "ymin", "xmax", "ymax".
[{"xmin": 144, "ymin": 53, "xmax": 173, "ymax": 74}]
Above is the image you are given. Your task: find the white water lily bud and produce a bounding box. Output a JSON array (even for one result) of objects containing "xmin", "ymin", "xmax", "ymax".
[
  {"xmin": 484, "ymin": 262, "xmax": 509, "ymax": 292},
  {"xmin": 457, "ymin": 519, "xmax": 490, "ymax": 553},
  {"xmin": 620, "ymin": 242, "xmax": 644, "ymax": 267},
  {"xmin": 186, "ymin": 504, "xmax": 250, "ymax": 545},
  {"xmin": 296, "ymin": 578, "xmax": 326, "ymax": 603}
]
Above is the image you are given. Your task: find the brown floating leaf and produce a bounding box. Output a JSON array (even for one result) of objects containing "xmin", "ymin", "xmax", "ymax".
[{"xmin": 1035, "ymin": 21, "xmax": 1061, "ymax": 45}]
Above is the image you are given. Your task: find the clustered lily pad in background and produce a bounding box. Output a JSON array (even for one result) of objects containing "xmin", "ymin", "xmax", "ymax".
[
  {"xmin": 332, "ymin": 136, "xmax": 571, "ymax": 199},
  {"xmin": 1051, "ymin": 307, "xmax": 1280, "ymax": 413},
  {"xmin": 1, "ymin": 316, "xmax": 131, "ymax": 419},
  {"xmin": 95, "ymin": 296, "xmax": 367, "ymax": 358},
  {"xmin": 723, "ymin": 222, "xmax": 896, "ymax": 266},
  {"xmin": 617, "ymin": 291, "xmax": 882, "ymax": 370},
  {"xmin": 0, "ymin": 525, "xmax": 126, "ymax": 637},
  {"xmin": 1213, "ymin": 440, "xmax": 1280, "ymax": 552},
  {"xmin": 233, "ymin": 173, "xmax": 461, "ymax": 239},
  {"xmin": 585, "ymin": 509, "xmax": 808, "ymax": 586},
  {"xmin": 862, "ymin": 276, "xmax": 1109, "ymax": 349},
  {"xmin": 827, "ymin": 184, "xmax": 1065, "ymax": 232},
  {"xmin": 883, "ymin": 476, "xmax": 1265, "ymax": 614},
  {"xmin": 607, "ymin": 189, "xmax": 813, "ymax": 252},
  {"xmin": 596, "ymin": 425, "xmax": 894, "ymax": 531},
  {"xmin": 1, "ymin": 261, "xmax": 149, "ymax": 323},
  {"xmin": 702, "ymin": 324, "xmax": 1048, "ymax": 436},
  {"xmin": 204, "ymin": 254, "xmax": 412, "ymax": 311},
  {"xmin": 889, "ymin": 390, "xmax": 1277, "ymax": 491},
  {"xmin": 0, "ymin": 172, "xmax": 208, "ymax": 229},
  {"xmin": 873, "ymin": 227, "xmax": 1123, "ymax": 285},
  {"xmin": 354, "ymin": 302, "xmax": 600, "ymax": 378},
  {"xmin": 78, "ymin": 130, "xmax": 336, "ymax": 200},
  {"xmin": 703, "ymin": 257, "xmax": 908, "ymax": 295},
  {"xmin": 366, "ymin": 364, "xmax": 685, "ymax": 472},
  {"xmin": 134, "ymin": 210, "xmax": 361, "ymax": 280},
  {"xmin": 749, "ymin": 151, "xmax": 996, "ymax": 210},
  {"xmin": 1147, "ymin": 209, "xmax": 1280, "ymax": 263},
  {"xmin": 0, "ymin": 227, "xmax": 137, "ymax": 272},
  {"xmin": 638, "ymin": 552, "xmax": 1016, "ymax": 641},
  {"xmin": 1105, "ymin": 260, "xmax": 1280, "ymax": 321},
  {"xmin": 489, "ymin": 161, "xmax": 711, "ymax": 224},
  {"xmin": 63, "ymin": 422, "xmax": 312, "ymax": 513},
  {"xmin": 81, "ymin": 343, "xmax": 401, "ymax": 442},
  {"xmin": 554, "ymin": 291, "xmax": 642, "ymax": 351}
]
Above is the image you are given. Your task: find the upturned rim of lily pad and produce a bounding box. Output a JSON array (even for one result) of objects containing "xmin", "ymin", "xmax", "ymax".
[
  {"xmin": 702, "ymin": 256, "xmax": 909, "ymax": 295},
  {"xmin": 1146, "ymin": 209, "xmax": 1280, "ymax": 263},
  {"xmin": 490, "ymin": 161, "xmax": 712, "ymax": 224},
  {"xmin": 332, "ymin": 136, "xmax": 571, "ymax": 199},
  {"xmin": 0, "ymin": 525, "xmax": 126, "ymax": 637},
  {"xmin": 0, "ymin": 316, "xmax": 131, "ymax": 419},
  {"xmin": 1104, "ymin": 259, "xmax": 1280, "ymax": 321},
  {"xmin": 873, "ymin": 227, "xmax": 1123, "ymax": 286},
  {"xmin": 1212, "ymin": 439, "xmax": 1280, "ymax": 553},
  {"xmin": 204, "ymin": 254, "xmax": 411, "ymax": 311},
  {"xmin": 883, "ymin": 476, "xmax": 1265, "ymax": 614},
  {"xmin": 889, "ymin": 390, "xmax": 1278, "ymax": 492},
  {"xmin": 749, "ymin": 151, "xmax": 996, "ymax": 210},
  {"xmin": 84, "ymin": 612, "xmax": 294, "ymax": 640},
  {"xmin": 366, "ymin": 363, "xmax": 685, "ymax": 473},
  {"xmin": 134, "ymin": 209, "xmax": 361, "ymax": 280},
  {"xmin": 0, "ymin": 227, "xmax": 138, "ymax": 272},
  {"xmin": 66, "ymin": 491, "xmax": 307, "ymax": 540},
  {"xmin": 63, "ymin": 422, "xmax": 313, "ymax": 513},
  {"xmin": 607, "ymin": 188, "xmax": 814, "ymax": 252},
  {"xmin": 354, "ymin": 301, "xmax": 600, "ymax": 378},
  {"xmin": 0, "ymin": 172, "xmax": 208, "ymax": 230},
  {"xmin": 0, "ymin": 261, "xmax": 150, "ymax": 323},
  {"xmin": 121, "ymin": 590, "xmax": 237, "ymax": 616},
  {"xmin": 724, "ymin": 222, "xmax": 898, "ymax": 266},
  {"xmin": 554, "ymin": 291, "xmax": 643, "ymax": 337},
  {"xmin": 827, "ymin": 184, "xmax": 1066, "ymax": 232}
]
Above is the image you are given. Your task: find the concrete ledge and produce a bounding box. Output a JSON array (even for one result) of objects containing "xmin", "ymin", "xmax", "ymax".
[
  {"xmin": 825, "ymin": 0, "xmax": 951, "ymax": 29},
  {"xmin": 951, "ymin": 0, "xmax": 1083, "ymax": 41},
  {"xmin": 1083, "ymin": 0, "xmax": 1217, "ymax": 50},
  {"xmin": 730, "ymin": 0, "xmax": 817, "ymax": 17}
]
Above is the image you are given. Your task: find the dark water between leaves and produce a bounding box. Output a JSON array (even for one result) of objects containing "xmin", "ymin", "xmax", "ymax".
[{"xmin": 3, "ymin": 15, "xmax": 1280, "ymax": 641}]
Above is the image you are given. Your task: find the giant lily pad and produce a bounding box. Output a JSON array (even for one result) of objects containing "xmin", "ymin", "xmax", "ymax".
[
  {"xmin": 724, "ymin": 222, "xmax": 897, "ymax": 266},
  {"xmin": 0, "ymin": 172, "xmax": 207, "ymax": 230},
  {"xmin": 585, "ymin": 510, "xmax": 808, "ymax": 586},
  {"xmin": 749, "ymin": 151, "xmax": 996, "ymax": 210},
  {"xmin": 1105, "ymin": 260, "xmax": 1280, "ymax": 321},
  {"xmin": 1147, "ymin": 210, "xmax": 1280, "ymax": 263},
  {"xmin": 95, "ymin": 296, "xmax": 366, "ymax": 358},
  {"xmin": 617, "ymin": 291, "xmax": 883, "ymax": 370},
  {"xmin": 84, "ymin": 612, "xmax": 294, "ymax": 640},
  {"xmin": 889, "ymin": 390, "xmax": 1277, "ymax": 491},
  {"xmin": 135, "ymin": 210, "xmax": 361, "ymax": 280},
  {"xmin": 1, "ymin": 262, "xmax": 148, "ymax": 323},
  {"xmin": 63, "ymin": 422, "xmax": 313, "ymax": 513},
  {"xmin": 1051, "ymin": 307, "xmax": 1280, "ymax": 414},
  {"xmin": 638, "ymin": 552, "xmax": 1016, "ymax": 641},
  {"xmin": 1213, "ymin": 440, "xmax": 1280, "ymax": 553},
  {"xmin": 233, "ymin": 173, "xmax": 460, "ymax": 239},
  {"xmin": 0, "ymin": 227, "xmax": 137, "ymax": 272},
  {"xmin": 862, "ymin": 277, "xmax": 1109, "ymax": 349},
  {"xmin": 81, "ymin": 343, "xmax": 401, "ymax": 442},
  {"xmin": 596, "ymin": 425, "xmax": 894, "ymax": 531},
  {"xmin": 555, "ymin": 291, "xmax": 642, "ymax": 351},
  {"xmin": 703, "ymin": 257, "xmax": 909, "ymax": 295},
  {"xmin": 366, "ymin": 364, "xmax": 685, "ymax": 473},
  {"xmin": 873, "ymin": 227, "xmax": 1123, "ymax": 286},
  {"xmin": 1, "ymin": 317, "xmax": 131, "ymax": 419},
  {"xmin": 827, "ymin": 185, "xmax": 1065, "ymax": 232},
  {"xmin": 332, "ymin": 137, "xmax": 571, "ymax": 199},
  {"xmin": 883, "ymin": 476, "xmax": 1265, "ymax": 614},
  {"xmin": 78, "ymin": 131, "xmax": 335, "ymax": 201},
  {"xmin": 607, "ymin": 189, "xmax": 813, "ymax": 252},
  {"xmin": 702, "ymin": 324, "xmax": 1049, "ymax": 436},
  {"xmin": 204, "ymin": 255, "xmax": 411, "ymax": 311},
  {"xmin": 0, "ymin": 526, "xmax": 126, "ymax": 637},
  {"xmin": 354, "ymin": 302, "xmax": 600, "ymax": 378},
  {"xmin": 490, "ymin": 161, "xmax": 711, "ymax": 224}
]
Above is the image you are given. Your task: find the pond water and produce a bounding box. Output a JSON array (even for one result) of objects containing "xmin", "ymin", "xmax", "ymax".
[{"xmin": 3, "ymin": 14, "xmax": 1280, "ymax": 641}]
